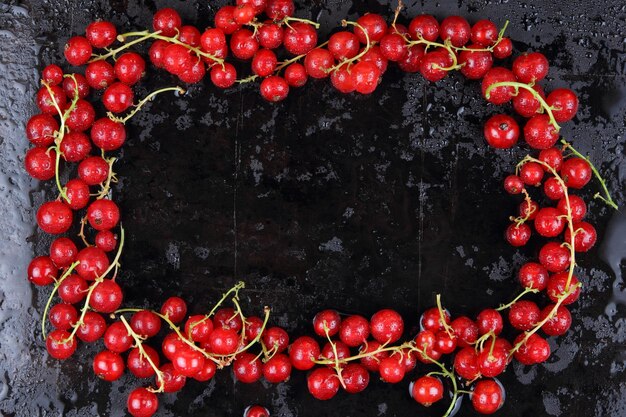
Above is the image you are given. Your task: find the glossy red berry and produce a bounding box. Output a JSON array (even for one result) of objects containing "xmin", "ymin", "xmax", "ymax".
[
  {"xmin": 208, "ymin": 328, "xmax": 240, "ymax": 355},
  {"xmin": 91, "ymin": 117, "xmax": 126, "ymax": 151},
  {"xmin": 482, "ymin": 67, "xmax": 516, "ymax": 105},
  {"xmin": 64, "ymin": 36, "xmax": 92, "ymax": 66},
  {"xmin": 257, "ymin": 21, "xmax": 284, "ymax": 49},
  {"xmin": 454, "ymin": 347, "xmax": 480, "ymax": 380},
  {"xmin": 172, "ymin": 345, "xmax": 206, "ymax": 377},
  {"xmin": 411, "ymin": 375, "xmax": 444, "ymax": 406},
  {"xmin": 289, "ymin": 336, "xmax": 320, "ymax": 371},
  {"xmin": 76, "ymin": 311, "xmax": 107, "ymax": 342},
  {"xmin": 65, "ymin": 178, "xmax": 91, "ymax": 210},
  {"xmin": 46, "ymin": 329, "xmax": 78, "ymax": 359},
  {"xmin": 37, "ymin": 84, "xmax": 66, "ymax": 114},
  {"xmin": 233, "ymin": 5, "xmax": 258, "ymax": 25},
  {"xmin": 518, "ymin": 262, "xmax": 549, "ymax": 291},
  {"xmin": 505, "ymin": 222, "xmax": 531, "ymax": 247},
  {"xmin": 534, "ymin": 207, "xmax": 566, "ymax": 237},
  {"xmin": 459, "ymin": 45, "xmax": 493, "ymax": 79},
  {"xmin": 86, "ymin": 21, "xmax": 117, "ymax": 48},
  {"xmin": 421, "ymin": 306, "xmax": 450, "ymax": 332},
  {"xmin": 78, "ymin": 156, "xmax": 110, "ymax": 185},
  {"xmin": 328, "ymin": 31, "xmax": 360, "ymax": 61},
  {"xmin": 484, "ymin": 114, "xmax": 519, "ymax": 149},
  {"xmin": 159, "ymin": 363, "xmax": 187, "ymax": 392},
  {"xmin": 66, "ymin": 99, "xmax": 95, "ymax": 132},
  {"xmin": 230, "ymin": 28, "xmax": 259, "ymax": 60},
  {"xmin": 307, "ymin": 367, "xmax": 340, "ymax": 400},
  {"xmin": 543, "ymin": 177, "xmax": 565, "ymax": 200},
  {"xmin": 539, "ymin": 242, "xmax": 571, "ymax": 272},
  {"xmin": 26, "ymin": 114, "xmax": 58, "ymax": 147},
  {"xmin": 450, "ymin": 316, "xmax": 479, "ymax": 347},
  {"xmin": 130, "ymin": 310, "xmax": 162, "ymax": 338},
  {"xmin": 560, "ymin": 157, "xmax": 591, "ymax": 189},
  {"xmin": 379, "ymin": 33, "xmax": 407, "ymax": 62},
  {"xmin": 127, "ymin": 387, "xmax": 158, "ymax": 417},
  {"xmin": 341, "ymin": 363, "xmax": 370, "ymax": 393},
  {"xmin": 262, "ymin": 326, "xmax": 289, "ymax": 353},
  {"xmin": 320, "ymin": 340, "xmax": 350, "ymax": 364},
  {"xmin": 471, "ymin": 19, "xmax": 498, "ymax": 46},
  {"xmin": 114, "ymin": 52, "xmax": 146, "ymax": 85},
  {"xmin": 49, "ymin": 303, "xmax": 78, "ymax": 330},
  {"xmin": 503, "ymin": 175, "xmax": 524, "ymax": 195},
  {"xmin": 58, "ymin": 274, "xmax": 88, "ymax": 304},
  {"xmin": 512, "ymin": 52, "xmax": 549, "ymax": 83},
  {"xmin": 28, "ymin": 256, "xmax": 58, "ymax": 286},
  {"xmin": 153, "ymin": 8, "xmax": 181, "ymax": 37},
  {"xmin": 262, "ymin": 353, "xmax": 291, "ymax": 383},
  {"xmin": 93, "ymin": 350, "xmax": 125, "ymax": 381},
  {"xmin": 233, "ymin": 352, "xmax": 263, "ymax": 383},
  {"xmin": 546, "ymin": 88, "xmax": 578, "ymax": 122},
  {"xmin": 211, "ymin": 63, "xmax": 237, "ymax": 89},
  {"xmin": 183, "ymin": 315, "xmax": 213, "ymax": 343},
  {"xmin": 104, "ymin": 321, "xmax": 133, "ymax": 353},
  {"xmin": 260, "ymin": 76, "xmax": 289, "ymax": 102},
  {"xmin": 63, "ymin": 73, "xmax": 90, "ymax": 99},
  {"xmin": 370, "ymin": 309, "xmax": 404, "ymax": 344},
  {"xmin": 60, "ymin": 131, "xmax": 91, "ymax": 162},
  {"xmin": 90, "ymin": 279, "xmax": 123, "ymax": 313},
  {"xmin": 86, "ymin": 199, "xmax": 120, "ymax": 231},
  {"xmin": 265, "ymin": 0, "xmax": 294, "ymax": 20},
  {"xmin": 513, "ymin": 84, "xmax": 544, "ymax": 118},
  {"xmin": 547, "ymin": 272, "xmax": 580, "ymax": 305},
  {"xmin": 303, "ymin": 48, "xmax": 334, "ymax": 79},
  {"xmin": 252, "ymin": 48, "xmax": 278, "ymax": 77},
  {"xmin": 564, "ymin": 221, "xmax": 597, "ymax": 252},
  {"xmin": 330, "ymin": 64, "xmax": 355, "ymax": 93},
  {"xmin": 408, "ymin": 14, "xmax": 439, "ymax": 42},
  {"xmin": 25, "ymin": 147, "xmax": 56, "ymax": 180},
  {"xmin": 538, "ymin": 147, "xmax": 563, "ymax": 172},
  {"xmin": 352, "ymin": 61, "xmax": 380, "ymax": 94},
  {"xmin": 160, "ymin": 297, "xmax": 187, "ymax": 323},
  {"xmin": 359, "ymin": 340, "xmax": 388, "ymax": 372},
  {"xmin": 419, "ymin": 50, "xmax": 450, "ymax": 82},
  {"xmin": 244, "ymin": 405, "xmax": 270, "ymax": 417},
  {"xmin": 103, "ymin": 82, "xmax": 134, "ymax": 113},
  {"xmin": 85, "ymin": 60, "xmax": 115, "ymax": 90},
  {"xmin": 339, "ymin": 315, "xmax": 370, "ymax": 347},
  {"xmin": 355, "ymin": 13, "xmax": 387, "ymax": 43},
  {"xmin": 37, "ymin": 201, "xmax": 73, "ymax": 234},
  {"xmin": 283, "ymin": 22, "xmax": 318, "ymax": 55},
  {"xmin": 519, "ymin": 161, "xmax": 544, "ymax": 186},
  {"xmin": 523, "ymin": 114, "xmax": 559, "ymax": 149},
  {"xmin": 439, "ymin": 16, "xmax": 471, "ymax": 47},
  {"xmin": 477, "ymin": 345, "xmax": 508, "ymax": 377},
  {"xmin": 50, "ymin": 237, "xmax": 78, "ymax": 268},
  {"xmin": 476, "ymin": 309, "xmax": 503, "ymax": 336},
  {"xmin": 471, "ymin": 379, "xmax": 504, "ymax": 414},
  {"xmin": 509, "ymin": 300, "xmax": 540, "ymax": 331},
  {"xmin": 379, "ymin": 355, "xmax": 406, "ymax": 383},
  {"xmin": 313, "ymin": 309, "xmax": 341, "ymax": 338},
  {"xmin": 540, "ymin": 304, "xmax": 572, "ymax": 336},
  {"xmin": 492, "ymin": 37, "xmax": 513, "ymax": 59},
  {"xmin": 42, "ymin": 64, "xmax": 63, "ymax": 85},
  {"xmin": 414, "ymin": 330, "xmax": 442, "ymax": 363},
  {"xmin": 128, "ymin": 345, "xmax": 160, "ymax": 378}
]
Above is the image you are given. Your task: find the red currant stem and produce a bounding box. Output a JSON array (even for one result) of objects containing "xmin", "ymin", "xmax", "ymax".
[
  {"xmin": 487, "ymin": 333, "xmax": 497, "ymax": 359},
  {"xmin": 95, "ymin": 157, "xmax": 118, "ymax": 199},
  {"xmin": 323, "ymin": 324, "xmax": 346, "ymax": 389},
  {"xmin": 260, "ymin": 339, "xmax": 279, "ymax": 362},
  {"xmin": 435, "ymin": 294, "xmax": 455, "ymax": 338},
  {"xmin": 119, "ymin": 315, "xmax": 166, "ymax": 393},
  {"xmin": 108, "ymin": 86, "xmax": 185, "ymax": 124},
  {"xmin": 232, "ymin": 306, "xmax": 271, "ymax": 357},
  {"xmin": 485, "ymin": 81, "xmax": 561, "ymax": 131},
  {"xmin": 99, "ymin": 225, "xmax": 126, "ymax": 280},
  {"xmin": 282, "ymin": 16, "xmax": 320, "ymax": 29},
  {"xmin": 560, "ymin": 139, "xmax": 619, "ymax": 210},
  {"xmin": 405, "ymin": 36, "xmax": 461, "ymax": 70},
  {"xmin": 231, "ymin": 296, "xmax": 248, "ymax": 347},
  {"xmin": 52, "ymin": 147, "xmax": 69, "ymax": 203},
  {"xmin": 326, "ymin": 20, "xmax": 371, "ymax": 73},
  {"xmin": 452, "ymin": 20, "xmax": 511, "ymax": 53},
  {"xmin": 494, "ymin": 286, "xmax": 539, "ymax": 311},
  {"xmin": 235, "ymin": 74, "xmax": 259, "ymax": 84},
  {"xmin": 510, "ymin": 188, "xmax": 534, "ymax": 226},
  {"xmin": 40, "ymin": 261, "xmax": 80, "ymax": 340},
  {"xmin": 270, "ymin": 40, "xmax": 330, "ymax": 77},
  {"xmin": 457, "ymin": 389, "xmax": 473, "ymax": 395},
  {"xmin": 315, "ymin": 340, "xmax": 407, "ymax": 366},
  {"xmin": 90, "ymin": 31, "xmax": 156, "ymax": 62},
  {"xmin": 187, "ymin": 282, "xmax": 245, "ymax": 334},
  {"xmin": 119, "ymin": 30, "xmax": 224, "ymax": 65},
  {"xmin": 77, "ymin": 216, "xmax": 90, "ymax": 247}
]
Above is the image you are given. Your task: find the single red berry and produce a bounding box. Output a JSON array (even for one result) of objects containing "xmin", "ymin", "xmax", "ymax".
[
  {"xmin": 355, "ymin": 13, "xmax": 387, "ymax": 43},
  {"xmin": 65, "ymin": 178, "xmax": 91, "ymax": 210},
  {"xmin": 49, "ymin": 303, "xmax": 78, "ymax": 330},
  {"xmin": 76, "ymin": 311, "xmax": 107, "ymax": 342},
  {"xmin": 208, "ymin": 327, "xmax": 240, "ymax": 355},
  {"xmin": 153, "ymin": 8, "xmax": 181, "ymax": 37},
  {"xmin": 546, "ymin": 88, "xmax": 578, "ymax": 122},
  {"xmin": 148, "ymin": 40, "xmax": 168, "ymax": 68},
  {"xmin": 477, "ymin": 345, "xmax": 508, "ymax": 377},
  {"xmin": 262, "ymin": 353, "xmax": 291, "ymax": 383},
  {"xmin": 352, "ymin": 61, "xmax": 381, "ymax": 94},
  {"xmin": 518, "ymin": 262, "xmax": 549, "ymax": 291},
  {"xmin": 523, "ymin": 114, "xmax": 559, "ymax": 149},
  {"xmin": 414, "ymin": 330, "xmax": 442, "ymax": 363},
  {"xmin": 519, "ymin": 161, "xmax": 544, "ymax": 186},
  {"xmin": 370, "ymin": 309, "xmax": 404, "ymax": 344},
  {"xmin": 114, "ymin": 52, "xmax": 146, "ymax": 85},
  {"xmin": 130, "ymin": 310, "xmax": 162, "ymax": 338},
  {"xmin": 62, "ymin": 73, "xmax": 90, "ymax": 99},
  {"xmin": 519, "ymin": 199, "xmax": 539, "ymax": 221},
  {"xmin": 93, "ymin": 350, "xmax": 125, "ymax": 381},
  {"xmin": 244, "ymin": 406, "xmax": 270, "ymax": 417},
  {"xmin": 359, "ymin": 340, "xmax": 389, "ymax": 372},
  {"xmin": 42, "ymin": 64, "xmax": 63, "ymax": 85},
  {"xmin": 66, "ymin": 100, "xmax": 95, "ymax": 133},
  {"xmin": 564, "ymin": 221, "xmax": 597, "ymax": 252},
  {"xmin": 544, "ymin": 177, "xmax": 565, "ymax": 200},
  {"xmin": 25, "ymin": 147, "xmax": 56, "ymax": 180},
  {"xmin": 503, "ymin": 175, "xmax": 524, "ymax": 195},
  {"xmin": 64, "ymin": 36, "xmax": 92, "ymax": 66},
  {"xmin": 454, "ymin": 346, "xmax": 480, "ymax": 380},
  {"xmin": 127, "ymin": 387, "xmax": 158, "ymax": 417},
  {"xmin": 85, "ymin": 60, "xmax": 115, "ymax": 90},
  {"xmin": 283, "ymin": 22, "xmax": 318, "ymax": 56},
  {"xmin": 471, "ymin": 379, "xmax": 505, "ymax": 414},
  {"xmin": 104, "ymin": 321, "xmax": 133, "ymax": 353},
  {"xmin": 339, "ymin": 315, "xmax": 370, "ymax": 347},
  {"xmin": 493, "ymin": 37, "xmax": 513, "ymax": 59},
  {"xmin": 260, "ymin": 76, "xmax": 289, "ymax": 102},
  {"xmin": 178, "ymin": 25, "xmax": 201, "ymax": 47},
  {"xmin": 484, "ymin": 114, "xmax": 519, "ymax": 149},
  {"xmin": 265, "ymin": 0, "xmax": 294, "ymax": 20},
  {"xmin": 210, "ymin": 63, "xmax": 237, "ymax": 89},
  {"xmin": 341, "ymin": 363, "xmax": 370, "ymax": 393},
  {"xmin": 86, "ymin": 21, "xmax": 117, "ymax": 48},
  {"xmin": 128, "ymin": 345, "xmax": 160, "ymax": 378},
  {"xmin": 313, "ymin": 309, "xmax": 341, "ymax": 338},
  {"xmin": 459, "ymin": 44, "xmax": 493, "ymax": 79},
  {"xmin": 451, "ymin": 316, "xmax": 479, "ymax": 348},
  {"xmin": 421, "ymin": 306, "xmax": 450, "ymax": 332},
  {"xmin": 514, "ymin": 333, "xmax": 551, "ymax": 365},
  {"xmin": 547, "ymin": 272, "xmax": 581, "ymax": 305},
  {"xmin": 419, "ymin": 50, "xmax": 451, "ymax": 82},
  {"xmin": 304, "ymin": 48, "xmax": 334, "ymax": 79},
  {"xmin": 244, "ymin": 316, "xmax": 264, "ymax": 343},
  {"xmin": 172, "ymin": 345, "xmax": 206, "ymax": 377},
  {"xmin": 58, "ymin": 274, "xmax": 88, "ymax": 304},
  {"xmin": 103, "ymin": 82, "xmax": 134, "ymax": 113},
  {"xmin": 26, "ymin": 113, "xmax": 59, "ymax": 147},
  {"xmin": 398, "ymin": 44, "xmax": 426, "ymax": 73},
  {"xmin": 37, "ymin": 84, "xmax": 66, "ymax": 114},
  {"xmin": 440, "ymin": 16, "xmax": 471, "ymax": 47},
  {"xmin": 307, "ymin": 367, "xmax": 340, "ymax": 400},
  {"xmin": 379, "ymin": 33, "xmax": 407, "ymax": 62},
  {"xmin": 505, "ymin": 222, "xmax": 531, "ymax": 247},
  {"xmin": 534, "ymin": 207, "xmax": 566, "ymax": 237},
  {"xmin": 213, "ymin": 307, "xmax": 243, "ymax": 332},
  {"xmin": 509, "ymin": 300, "xmax": 540, "ymax": 331},
  {"xmin": 49, "ymin": 237, "xmax": 78, "ymax": 268},
  {"xmin": 37, "ymin": 201, "xmax": 73, "ymax": 234},
  {"xmin": 237, "ymin": 0, "xmax": 267, "ymax": 14},
  {"xmin": 435, "ymin": 329, "xmax": 457, "ymax": 354},
  {"xmin": 360, "ymin": 46, "xmax": 389, "ymax": 74},
  {"xmin": 87, "ymin": 199, "xmax": 120, "ymax": 231},
  {"xmin": 46, "ymin": 329, "xmax": 78, "ymax": 360},
  {"xmin": 28, "ymin": 256, "xmax": 58, "ymax": 286},
  {"xmin": 184, "ymin": 315, "xmax": 213, "ymax": 343},
  {"xmin": 513, "ymin": 83, "xmax": 545, "ymax": 118},
  {"xmin": 411, "ymin": 375, "xmax": 444, "ymax": 406},
  {"xmin": 330, "ymin": 64, "xmax": 355, "ymax": 93},
  {"xmin": 78, "ymin": 156, "xmax": 110, "ymax": 185},
  {"xmin": 379, "ymin": 355, "xmax": 406, "ymax": 383},
  {"xmin": 482, "ymin": 67, "xmax": 516, "ymax": 105},
  {"xmin": 476, "ymin": 308, "xmax": 503, "ymax": 336},
  {"xmin": 233, "ymin": 4, "xmax": 256, "ymax": 25},
  {"xmin": 471, "ymin": 19, "xmax": 498, "ymax": 46},
  {"xmin": 560, "ymin": 157, "xmax": 591, "ymax": 189},
  {"xmin": 60, "ymin": 131, "xmax": 92, "ymax": 162},
  {"xmin": 233, "ymin": 352, "xmax": 263, "ymax": 383},
  {"xmin": 512, "ymin": 52, "xmax": 549, "ymax": 83},
  {"xmin": 90, "ymin": 279, "xmax": 123, "ymax": 313},
  {"xmin": 541, "ymin": 304, "xmax": 572, "ymax": 336},
  {"xmin": 257, "ymin": 21, "xmax": 284, "ymax": 49},
  {"xmin": 160, "ymin": 297, "xmax": 187, "ymax": 323},
  {"xmin": 199, "ymin": 28, "xmax": 228, "ymax": 61},
  {"xmin": 289, "ymin": 336, "xmax": 320, "ymax": 371},
  {"xmin": 408, "ymin": 14, "xmax": 439, "ymax": 42},
  {"xmin": 328, "ymin": 31, "xmax": 359, "ymax": 61},
  {"xmin": 320, "ymin": 340, "xmax": 350, "ymax": 364},
  {"xmin": 230, "ymin": 28, "xmax": 259, "ymax": 60},
  {"xmin": 262, "ymin": 326, "xmax": 289, "ymax": 353},
  {"xmin": 538, "ymin": 242, "xmax": 571, "ymax": 273},
  {"xmin": 252, "ymin": 48, "xmax": 278, "ymax": 77},
  {"xmin": 91, "ymin": 117, "xmax": 126, "ymax": 151},
  {"xmin": 538, "ymin": 147, "xmax": 563, "ymax": 171},
  {"xmin": 159, "ymin": 363, "xmax": 187, "ymax": 392}
]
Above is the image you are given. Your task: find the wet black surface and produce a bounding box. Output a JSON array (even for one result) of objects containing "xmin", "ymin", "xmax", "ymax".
[{"xmin": 1, "ymin": 0, "xmax": 626, "ymax": 416}]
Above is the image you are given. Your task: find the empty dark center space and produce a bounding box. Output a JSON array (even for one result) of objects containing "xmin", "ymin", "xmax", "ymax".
[{"xmin": 115, "ymin": 69, "xmax": 519, "ymax": 326}]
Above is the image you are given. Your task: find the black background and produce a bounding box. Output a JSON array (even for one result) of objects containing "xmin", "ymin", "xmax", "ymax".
[{"xmin": 0, "ymin": 0, "xmax": 625, "ymax": 416}]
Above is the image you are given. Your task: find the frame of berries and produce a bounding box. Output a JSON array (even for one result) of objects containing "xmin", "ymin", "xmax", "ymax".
[{"xmin": 24, "ymin": 1, "xmax": 619, "ymax": 416}]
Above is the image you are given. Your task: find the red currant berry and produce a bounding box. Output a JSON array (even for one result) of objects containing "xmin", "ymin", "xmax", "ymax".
[
  {"xmin": 76, "ymin": 311, "xmax": 107, "ymax": 342},
  {"xmin": 42, "ymin": 64, "xmax": 64, "ymax": 86},
  {"xmin": 359, "ymin": 340, "xmax": 389, "ymax": 372},
  {"xmin": 37, "ymin": 84, "xmax": 66, "ymax": 114},
  {"xmin": 37, "ymin": 201, "xmax": 73, "ymax": 234},
  {"xmin": 86, "ymin": 199, "xmax": 120, "ymax": 231},
  {"xmin": 546, "ymin": 88, "xmax": 578, "ymax": 122},
  {"xmin": 213, "ymin": 307, "xmax": 243, "ymax": 331},
  {"xmin": 434, "ymin": 329, "xmax": 457, "ymax": 354},
  {"xmin": 303, "ymin": 48, "xmax": 334, "ymax": 79},
  {"xmin": 512, "ymin": 83, "xmax": 544, "ymax": 118},
  {"xmin": 114, "ymin": 52, "xmax": 146, "ymax": 85},
  {"xmin": 94, "ymin": 229, "xmax": 117, "ymax": 251},
  {"xmin": 560, "ymin": 157, "xmax": 591, "ymax": 189},
  {"xmin": 503, "ymin": 175, "xmax": 524, "ymax": 195},
  {"xmin": 534, "ymin": 207, "xmax": 566, "ymax": 237},
  {"xmin": 86, "ymin": 21, "xmax": 117, "ymax": 48},
  {"xmin": 25, "ymin": 147, "xmax": 56, "ymax": 180},
  {"xmin": 63, "ymin": 73, "xmax": 90, "ymax": 99},
  {"xmin": 518, "ymin": 262, "xmax": 549, "ymax": 291},
  {"xmin": 93, "ymin": 350, "xmax": 125, "ymax": 381},
  {"xmin": 252, "ymin": 48, "xmax": 278, "ymax": 77},
  {"xmin": 564, "ymin": 221, "xmax": 597, "ymax": 252},
  {"xmin": 482, "ymin": 67, "xmax": 516, "ymax": 105},
  {"xmin": 421, "ymin": 306, "xmax": 450, "ymax": 332},
  {"xmin": 419, "ymin": 50, "xmax": 451, "ymax": 82},
  {"xmin": 64, "ymin": 36, "xmax": 92, "ymax": 66},
  {"xmin": 471, "ymin": 379, "xmax": 505, "ymax": 414},
  {"xmin": 454, "ymin": 346, "xmax": 480, "ymax": 380},
  {"xmin": 289, "ymin": 336, "xmax": 320, "ymax": 371},
  {"xmin": 307, "ymin": 367, "xmax": 340, "ymax": 400},
  {"xmin": 379, "ymin": 33, "xmax": 407, "ymax": 62},
  {"xmin": 230, "ymin": 28, "xmax": 259, "ymax": 60},
  {"xmin": 379, "ymin": 355, "xmax": 406, "ymax": 383},
  {"xmin": 160, "ymin": 297, "xmax": 187, "ymax": 323},
  {"xmin": 370, "ymin": 309, "xmax": 404, "ymax": 344},
  {"xmin": 519, "ymin": 161, "xmax": 544, "ymax": 186},
  {"xmin": 26, "ymin": 114, "xmax": 59, "ymax": 147},
  {"xmin": 360, "ymin": 46, "xmax": 388, "ymax": 74},
  {"xmin": 355, "ymin": 13, "xmax": 387, "ymax": 43},
  {"xmin": 60, "ymin": 131, "xmax": 91, "ymax": 162},
  {"xmin": 320, "ymin": 340, "xmax": 350, "ymax": 363},
  {"xmin": 312, "ymin": 309, "xmax": 341, "ymax": 338},
  {"xmin": 471, "ymin": 19, "xmax": 498, "ymax": 46},
  {"xmin": 505, "ymin": 222, "xmax": 531, "ymax": 247},
  {"xmin": 508, "ymin": 300, "xmax": 540, "ymax": 331},
  {"xmin": 512, "ymin": 52, "xmax": 549, "ymax": 83},
  {"xmin": 28, "ymin": 256, "xmax": 57, "ymax": 286},
  {"xmin": 262, "ymin": 326, "xmax": 289, "ymax": 353},
  {"xmin": 65, "ymin": 178, "xmax": 91, "ymax": 210},
  {"xmin": 492, "ymin": 37, "xmax": 513, "ymax": 59},
  {"xmin": 184, "ymin": 315, "xmax": 213, "ymax": 343},
  {"xmin": 78, "ymin": 156, "xmax": 110, "ymax": 185},
  {"xmin": 459, "ymin": 45, "xmax": 493, "ymax": 79},
  {"xmin": 414, "ymin": 330, "xmax": 442, "ymax": 363},
  {"xmin": 352, "ymin": 61, "xmax": 380, "ymax": 94},
  {"xmin": 244, "ymin": 316, "xmax": 264, "ymax": 343},
  {"xmin": 330, "ymin": 64, "xmax": 355, "ymax": 93},
  {"xmin": 210, "ymin": 63, "xmax": 237, "ymax": 89},
  {"xmin": 85, "ymin": 60, "xmax": 115, "ymax": 90},
  {"xmin": 49, "ymin": 303, "xmax": 78, "ymax": 330},
  {"xmin": 411, "ymin": 375, "xmax": 444, "ymax": 406},
  {"xmin": 538, "ymin": 147, "xmax": 563, "ymax": 171},
  {"xmin": 103, "ymin": 82, "xmax": 134, "ymax": 113},
  {"xmin": 339, "ymin": 315, "xmax": 370, "ymax": 347},
  {"xmin": 341, "ymin": 363, "xmax": 370, "ymax": 393},
  {"xmin": 46, "ymin": 329, "xmax": 78, "ymax": 359},
  {"xmin": 519, "ymin": 199, "xmax": 539, "ymax": 221},
  {"xmin": 262, "ymin": 353, "xmax": 291, "ymax": 383},
  {"xmin": 540, "ymin": 304, "xmax": 572, "ymax": 336},
  {"xmin": 127, "ymin": 387, "xmax": 158, "ymax": 417},
  {"xmin": 172, "ymin": 345, "xmax": 206, "ymax": 377},
  {"xmin": 65, "ymin": 99, "xmax": 95, "ymax": 132},
  {"xmin": 523, "ymin": 114, "xmax": 559, "ymax": 149},
  {"xmin": 283, "ymin": 22, "xmax": 318, "ymax": 56},
  {"xmin": 260, "ymin": 76, "xmax": 289, "ymax": 102},
  {"xmin": 538, "ymin": 242, "xmax": 571, "ymax": 273},
  {"xmin": 237, "ymin": 0, "xmax": 267, "ymax": 14},
  {"xmin": 328, "ymin": 31, "xmax": 359, "ymax": 61},
  {"xmin": 208, "ymin": 327, "xmax": 240, "ymax": 355},
  {"xmin": 244, "ymin": 405, "xmax": 269, "ymax": 417},
  {"xmin": 476, "ymin": 308, "xmax": 503, "ymax": 336},
  {"xmin": 547, "ymin": 272, "xmax": 580, "ymax": 305},
  {"xmin": 484, "ymin": 114, "xmax": 519, "ymax": 149},
  {"xmin": 477, "ymin": 345, "xmax": 508, "ymax": 377},
  {"xmin": 104, "ymin": 321, "xmax": 133, "ymax": 353},
  {"xmin": 58, "ymin": 274, "xmax": 88, "ymax": 304},
  {"xmin": 159, "ymin": 363, "xmax": 187, "ymax": 392},
  {"xmin": 543, "ymin": 177, "xmax": 565, "ymax": 200},
  {"xmin": 50, "ymin": 237, "xmax": 78, "ymax": 268},
  {"xmin": 233, "ymin": 352, "xmax": 263, "ymax": 383},
  {"xmin": 128, "ymin": 345, "xmax": 160, "ymax": 378},
  {"xmin": 451, "ymin": 316, "xmax": 479, "ymax": 348},
  {"xmin": 440, "ymin": 16, "xmax": 471, "ymax": 47},
  {"xmin": 408, "ymin": 14, "xmax": 439, "ymax": 42},
  {"xmin": 130, "ymin": 310, "xmax": 162, "ymax": 338},
  {"xmin": 265, "ymin": 0, "xmax": 294, "ymax": 20},
  {"xmin": 90, "ymin": 279, "xmax": 123, "ymax": 313},
  {"xmin": 153, "ymin": 8, "xmax": 181, "ymax": 37}
]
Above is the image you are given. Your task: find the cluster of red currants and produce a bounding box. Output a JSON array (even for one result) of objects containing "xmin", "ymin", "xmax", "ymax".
[{"xmin": 23, "ymin": 1, "xmax": 618, "ymax": 417}]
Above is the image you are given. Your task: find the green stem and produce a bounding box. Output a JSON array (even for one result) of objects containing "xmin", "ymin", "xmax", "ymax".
[
  {"xmin": 108, "ymin": 87, "xmax": 185, "ymax": 124},
  {"xmin": 495, "ymin": 287, "xmax": 539, "ymax": 311},
  {"xmin": 41, "ymin": 261, "xmax": 80, "ymax": 340},
  {"xmin": 120, "ymin": 315, "xmax": 165, "ymax": 393},
  {"xmin": 561, "ymin": 140, "xmax": 619, "ymax": 210}
]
